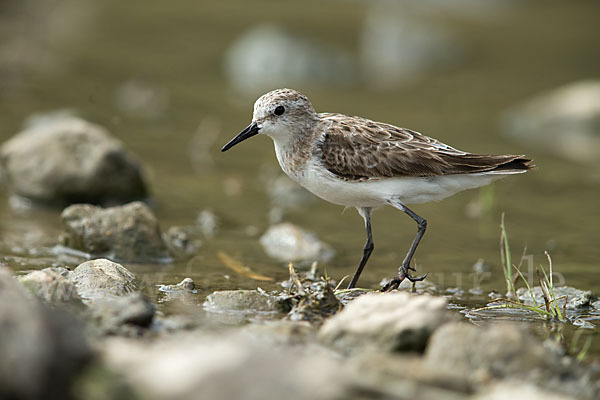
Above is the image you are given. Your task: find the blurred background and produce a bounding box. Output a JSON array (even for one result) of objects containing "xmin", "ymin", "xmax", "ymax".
[{"xmin": 1, "ymin": 0, "xmax": 599, "ymax": 294}]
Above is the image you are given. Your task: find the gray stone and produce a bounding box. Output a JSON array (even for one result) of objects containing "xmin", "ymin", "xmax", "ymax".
[
  {"xmin": 224, "ymin": 24, "xmax": 355, "ymax": 95},
  {"xmin": 501, "ymin": 80, "xmax": 600, "ymax": 163},
  {"xmin": 319, "ymin": 292, "xmax": 452, "ymax": 354},
  {"xmin": 89, "ymin": 293, "xmax": 155, "ymax": 336},
  {"xmin": 158, "ymin": 278, "xmax": 198, "ymax": 304},
  {"xmin": 516, "ymin": 286, "xmax": 595, "ymax": 310},
  {"xmin": 0, "ymin": 267, "xmax": 90, "ymax": 400},
  {"xmin": 70, "ymin": 258, "xmax": 138, "ymax": 302},
  {"xmin": 0, "ymin": 116, "xmax": 147, "ymax": 206},
  {"xmin": 259, "ymin": 222, "xmax": 334, "ymax": 263},
  {"xmin": 18, "ymin": 266, "xmax": 84, "ymax": 308},
  {"xmin": 60, "ymin": 202, "xmax": 170, "ymax": 262},
  {"xmin": 177, "ymin": 277, "xmax": 196, "ymax": 291},
  {"xmin": 203, "ymin": 289, "xmax": 285, "ymax": 315}
]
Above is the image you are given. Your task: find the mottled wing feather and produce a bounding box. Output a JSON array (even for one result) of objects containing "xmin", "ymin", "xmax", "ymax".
[{"xmin": 316, "ymin": 113, "xmax": 532, "ymax": 180}]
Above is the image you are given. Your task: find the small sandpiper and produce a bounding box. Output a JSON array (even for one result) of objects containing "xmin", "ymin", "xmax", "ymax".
[{"xmin": 222, "ymin": 88, "xmax": 533, "ymax": 291}]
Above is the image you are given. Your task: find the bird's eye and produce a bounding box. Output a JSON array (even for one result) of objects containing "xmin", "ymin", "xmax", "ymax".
[{"xmin": 274, "ymin": 105, "xmax": 285, "ymax": 116}]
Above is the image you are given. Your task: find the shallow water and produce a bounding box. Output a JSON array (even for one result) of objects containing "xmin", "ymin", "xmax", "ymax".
[{"xmin": 1, "ymin": 0, "xmax": 600, "ymax": 357}]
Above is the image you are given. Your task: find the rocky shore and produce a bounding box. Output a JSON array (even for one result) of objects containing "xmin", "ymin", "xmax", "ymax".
[
  {"xmin": 1, "ymin": 113, "xmax": 599, "ymax": 400},
  {"xmin": 2, "ymin": 257, "xmax": 599, "ymax": 400}
]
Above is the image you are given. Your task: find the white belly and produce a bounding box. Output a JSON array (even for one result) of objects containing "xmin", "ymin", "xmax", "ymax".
[{"xmin": 288, "ymin": 160, "xmax": 511, "ymax": 207}]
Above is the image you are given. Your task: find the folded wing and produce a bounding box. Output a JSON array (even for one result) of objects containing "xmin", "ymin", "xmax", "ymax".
[{"xmin": 316, "ymin": 113, "xmax": 533, "ymax": 181}]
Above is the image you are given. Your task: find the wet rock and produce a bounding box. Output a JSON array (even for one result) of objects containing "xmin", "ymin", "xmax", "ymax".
[
  {"xmin": 158, "ymin": 278, "xmax": 198, "ymax": 303},
  {"xmin": 0, "ymin": 116, "xmax": 147, "ymax": 206},
  {"xmin": 501, "ymin": 80, "xmax": 600, "ymax": 163},
  {"xmin": 203, "ymin": 289, "xmax": 286, "ymax": 315},
  {"xmin": 60, "ymin": 202, "xmax": 170, "ymax": 262},
  {"xmin": 319, "ymin": 292, "xmax": 452, "ymax": 354},
  {"xmin": 360, "ymin": 5, "xmax": 462, "ymax": 88},
  {"xmin": 176, "ymin": 277, "xmax": 196, "ymax": 291},
  {"xmin": 18, "ymin": 266, "xmax": 84, "ymax": 308},
  {"xmin": 224, "ymin": 24, "xmax": 354, "ymax": 95},
  {"xmin": 259, "ymin": 222, "xmax": 334, "ymax": 263},
  {"xmin": 89, "ymin": 293, "xmax": 155, "ymax": 336},
  {"xmin": 0, "ymin": 267, "xmax": 90, "ymax": 400},
  {"xmin": 70, "ymin": 258, "xmax": 138, "ymax": 302},
  {"xmin": 163, "ymin": 225, "xmax": 202, "ymax": 258},
  {"xmin": 516, "ymin": 286, "xmax": 595, "ymax": 310},
  {"xmin": 168, "ymin": 278, "xmax": 196, "ymax": 292},
  {"xmin": 101, "ymin": 332, "xmax": 348, "ymax": 400}
]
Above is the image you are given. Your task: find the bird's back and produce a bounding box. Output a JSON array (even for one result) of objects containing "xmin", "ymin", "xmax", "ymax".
[{"xmin": 315, "ymin": 113, "xmax": 533, "ymax": 182}]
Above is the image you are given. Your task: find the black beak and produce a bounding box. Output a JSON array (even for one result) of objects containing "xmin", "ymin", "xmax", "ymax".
[{"xmin": 221, "ymin": 122, "xmax": 260, "ymax": 152}]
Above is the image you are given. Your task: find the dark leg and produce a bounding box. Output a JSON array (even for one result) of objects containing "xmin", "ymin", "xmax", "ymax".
[
  {"xmin": 381, "ymin": 202, "xmax": 428, "ymax": 292},
  {"xmin": 348, "ymin": 207, "xmax": 374, "ymax": 289}
]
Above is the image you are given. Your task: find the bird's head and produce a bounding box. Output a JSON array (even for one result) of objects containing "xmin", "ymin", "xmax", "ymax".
[{"xmin": 221, "ymin": 88, "xmax": 318, "ymax": 152}]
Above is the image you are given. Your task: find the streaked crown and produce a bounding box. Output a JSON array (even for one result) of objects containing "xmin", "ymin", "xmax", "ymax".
[{"xmin": 252, "ymin": 89, "xmax": 318, "ymax": 139}]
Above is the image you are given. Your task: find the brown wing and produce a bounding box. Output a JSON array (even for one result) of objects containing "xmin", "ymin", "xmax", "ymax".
[{"xmin": 316, "ymin": 113, "xmax": 533, "ymax": 181}]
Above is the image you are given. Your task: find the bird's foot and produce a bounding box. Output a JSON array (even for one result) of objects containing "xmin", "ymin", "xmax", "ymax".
[{"xmin": 380, "ymin": 264, "xmax": 427, "ymax": 292}]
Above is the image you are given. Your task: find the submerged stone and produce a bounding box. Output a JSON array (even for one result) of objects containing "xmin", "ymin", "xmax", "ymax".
[
  {"xmin": 203, "ymin": 289, "xmax": 286, "ymax": 315},
  {"xmin": 60, "ymin": 201, "xmax": 170, "ymax": 263}
]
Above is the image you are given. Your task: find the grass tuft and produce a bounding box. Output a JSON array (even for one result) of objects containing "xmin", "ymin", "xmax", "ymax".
[{"xmin": 471, "ymin": 215, "xmax": 568, "ymax": 322}]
